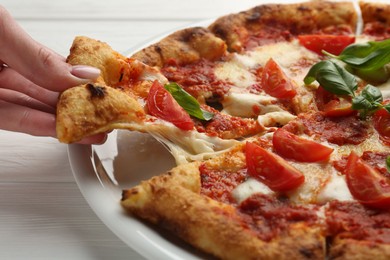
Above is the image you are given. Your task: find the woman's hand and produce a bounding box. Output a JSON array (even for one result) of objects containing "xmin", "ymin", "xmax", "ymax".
[{"xmin": 0, "ymin": 6, "xmax": 105, "ymax": 144}]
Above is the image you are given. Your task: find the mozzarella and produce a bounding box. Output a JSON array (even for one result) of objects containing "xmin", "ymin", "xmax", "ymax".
[
  {"xmin": 214, "ymin": 40, "xmax": 319, "ymax": 89},
  {"xmin": 317, "ymin": 172, "xmax": 354, "ymax": 204},
  {"xmin": 214, "ymin": 56, "xmax": 256, "ymax": 88},
  {"xmin": 221, "ymin": 92, "xmax": 282, "ymax": 117},
  {"xmin": 257, "ymin": 111, "xmax": 297, "ymax": 127},
  {"xmin": 232, "ymin": 178, "xmax": 274, "ymax": 204},
  {"xmin": 144, "ymin": 121, "xmax": 238, "ymax": 164}
]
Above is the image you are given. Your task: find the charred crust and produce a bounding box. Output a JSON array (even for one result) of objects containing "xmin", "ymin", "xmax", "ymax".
[
  {"xmin": 118, "ymin": 72, "xmax": 124, "ymax": 82},
  {"xmin": 299, "ymin": 247, "xmax": 317, "ymax": 259},
  {"xmin": 87, "ymin": 83, "xmax": 106, "ymax": 98},
  {"xmin": 154, "ymin": 45, "xmax": 162, "ymax": 54}
]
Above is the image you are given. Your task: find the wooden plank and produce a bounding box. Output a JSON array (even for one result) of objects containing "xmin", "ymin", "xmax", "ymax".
[
  {"xmin": 4, "ymin": 0, "xmax": 266, "ymax": 20},
  {"xmin": 17, "ymin": 20, "xmax": 191, "ymax": 55},
  {"xmin": 0, "ymin": 182, "xmax": 143, "ymax": 259},
  {"xmin": 0, "ymin": 131, "xmax": 74, "ymax": 182}
]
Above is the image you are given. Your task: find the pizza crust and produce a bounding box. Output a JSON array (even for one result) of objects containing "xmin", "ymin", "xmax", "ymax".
[
  {"xmin": 360, "ymin": 1, "xmax": 390, "ymax": 27},
  {"xmin": 329, "ymin": 238, "xmax": 390, "ymax": 260},
  {"xmin": 122, "ymin": 146, "xmax": 325, "ymax": 260},
  {"xmin": 132, "ymin": 27, "xmax": 227, "ymax": 67},
  {"xmin": 208, "ymin": 1, "xmax": 358, "ymax": 52},
  {"xmin": 56, "ymin": 83, "xmax": 146, "ymax": 143}
]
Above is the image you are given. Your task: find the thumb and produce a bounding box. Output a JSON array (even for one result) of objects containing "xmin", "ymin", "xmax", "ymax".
[{"xmin": 0, "ymin": 6, "xmax": 100, "ymax": 92}]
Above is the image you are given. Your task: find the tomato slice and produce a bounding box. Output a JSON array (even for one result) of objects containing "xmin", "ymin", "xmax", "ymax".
[
  {"xmin": 147, "ymin": 81, "xmax": 194, "ymax": 130},
  {"xmin": 261, "ymin": 58, "xmax": 297, "ymax": 99},
  {"xmin": 315, "ymin": 86, "xmax": 355, "ymax": 117},
  {"xmin": 345, "ymin": 151, "xmax": 390, "ymax": 209},
  {"xmin": 272, "ymin": 128, "xmax": 334, "ymax": 162},
  {"xmin": 322, "ymin": 98, "xmax": 355, "ymax": 117},
  {"xmin": 245, "ymin": 142, "xmax": 305, "ymax": 192},
  {"xmin": 373, "ymin": 107, "xmax": 390, "ymax": 146},
  {"xmin": 298, "ymin": 35, "xmax": 355, "ymax": 56}
]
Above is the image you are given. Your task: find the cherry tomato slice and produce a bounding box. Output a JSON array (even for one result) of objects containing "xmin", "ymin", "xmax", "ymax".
[
  {"xmin": 373, "ymin": 107, "xmax": 390, "ymax": 146},
  {"xmin": 147, "ymin": 81, "xmax": 194, "ymax": 130},
  {"xmin": 272, "ymin": 128, "xmax": 334, "ymax": 162},
  {"xmin": 261, "ymin": 58, "xmax": 297, "ymax": 99},
  {"xmin": 245, "ymin": 142, "xmax": 305, "ymax": 192},
  {"xmin": 315, "ymin": 87, "xmax": 355, "ymax": 117},
  {"xmin": 345, "ymin": 151, "xmax": 390, "ymax": 209},
  {"xmin": 322, "ymin": 98, "xmax": 355, "ymax": 117},
  {"xmin": 298, "ymin": 35, "xmax": 355, "ymax": 56}
]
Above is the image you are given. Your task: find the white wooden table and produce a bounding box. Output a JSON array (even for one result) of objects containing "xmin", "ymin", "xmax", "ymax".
[{"xmin": 0, "ymin": 1, "xmax": 263, "ymax": 259}]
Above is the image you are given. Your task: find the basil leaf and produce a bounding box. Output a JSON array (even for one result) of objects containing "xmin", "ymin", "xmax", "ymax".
[
  {"xmin": 386, "ymin": 156, "xmax": 390, "ymax": 173},
  {"xmin": 352, "ymin": 85, "xmax": 384, "ymax": 118},
  {"xmin": 304, "ymin": 60, "xmax": 357, "ymax": 97},
  {"xmin": 164, "ymin": 82, "xmax": 214, "ymax": 121},
  {"xmin": 384, "ymin": 104, "xmax": 390, "ymax": 113},
  {"xmin": 352, "ymin": 66, "xmax": 390, "ymax": 85},
  {"xmin": 333, "ymin": 38, "xmax": 390, "ymax": 71},
  {"xmin": 361, "ymin": 85, "xmax": 383, "ymax": 104},
  {"xmin": 352, "ymin": 95, "xmax": 372, "ymax": 111}
]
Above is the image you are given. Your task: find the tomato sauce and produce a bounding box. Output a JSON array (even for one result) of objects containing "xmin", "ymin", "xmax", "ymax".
[
  {"xmin": 161, "ymin": 58, "xmax": 231, "ymax": 100},
  {"xmin": 199, "ymin": 163, "xmax": 247, "ymax": 204},
  {"xmin": 200, "ymin": 163, "xmax": 318, "ymax": 241},
  {"xmin": 195, "ymin": 109, "xmax": 263, "ymax": 139},
  {"xmin": 333, "ymin": 151, "xmax": 390, "ymax": 178},
  {"xmin": 239, "ymin": 194, "xmax": 319, "ymax": 241},
  {"xmin": 363, "ymin": 22, "xmax": 390, "ymax": 40},
  {"xmin": 239, "ymin": 19, "xmax": 352, "ymax": 51},
  {"xmin": 326, "ymin": 200, "xmax": 390, "ymax": 243},
  {"xmin": 285, "ymin": 112, "xmax": 371, "ymax": 145}
]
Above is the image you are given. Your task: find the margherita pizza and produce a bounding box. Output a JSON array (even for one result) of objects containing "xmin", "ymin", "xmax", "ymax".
[{"xmin": 56, "ymin": 1, "xmax": 390, "ymax": 259}]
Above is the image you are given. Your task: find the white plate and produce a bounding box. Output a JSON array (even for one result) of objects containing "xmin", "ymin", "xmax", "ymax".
[
  {"xmin": 69, "ymin": 130, "xmax": 214, "ymax": 259},
  {"xmin": 68, "ymin": 1, "xmax": 350, "ymax": 258}
]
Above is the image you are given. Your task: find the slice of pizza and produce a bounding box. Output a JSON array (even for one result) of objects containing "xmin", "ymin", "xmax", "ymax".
[
  {"xmin": 56, "ymin": 34, "xmax": 256, "ymax": 163},
  {"xmin": 121, "ymin": 140, "xmax": 327, "ymax": 259},
  {"xmin": 57, "ymin": 1, "xmax": 359, "ymax": 165},
  {"xmin": 121, "ymin": 108, "xmax": 390, "ymax": 259}
]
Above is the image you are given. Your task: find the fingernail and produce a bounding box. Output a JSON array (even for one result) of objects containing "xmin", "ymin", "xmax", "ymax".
[{"xmin": 71, "ymin": 65, "xmax": 100, "ymax": 80}]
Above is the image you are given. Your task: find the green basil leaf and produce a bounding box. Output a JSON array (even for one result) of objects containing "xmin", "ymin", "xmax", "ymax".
[
  {"xmin": 352, "ymin": 85, "xmax": 384, "ymax": 118},
  {"xmin": 164, "ymin": 82, "xmax": 214, "ymax": 121},
  {"xmin": 304, "ymin": 60, "xmax": 357, "ymax": 96},
  {"xmin": 360, "ymin": 85, "xmax": 383, "ymax": 104},
  {"xmin": 384, "ymin": 104, "xmax": 390, "ymax": 113},
  {"xmin": 352, "ymin": 95, "xmax": 372, "ymax": 111},
  {"xmin": 352, "ymin": 66, "xmax": 390, "ymax": 85},
  {"xmin": 386, "ymin": 156, "xmax": 390, "ymax": 173},
  {"xmin": 332, "ymin": 38, "xmax": 390, "ymax": 71}
]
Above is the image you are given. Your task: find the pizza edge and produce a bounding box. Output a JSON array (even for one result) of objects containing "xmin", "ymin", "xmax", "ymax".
[{"xmin": 121, "ymin": 146, "xmax": 326, "ymax": 260}]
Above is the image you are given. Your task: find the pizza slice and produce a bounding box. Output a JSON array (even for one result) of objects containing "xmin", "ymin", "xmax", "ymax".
[
  {"xmin": 121, "ymin": 108, "xmax": 390, "ymax": 259},
  {"xmin": 121, "ymin": 140, "xmax": 326, "ymax": 259},
  {"xmin": 57, "ymin": 35, "xmax": 260, "ymax": 163}
]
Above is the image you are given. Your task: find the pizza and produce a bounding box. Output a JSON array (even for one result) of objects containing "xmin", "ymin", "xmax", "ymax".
[{"xmin": 56, "ymin": 1, "xmax": 390, "ymax": 259}]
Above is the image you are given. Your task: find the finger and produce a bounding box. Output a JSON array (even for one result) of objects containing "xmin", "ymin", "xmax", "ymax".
[
  {"xmin": 0, "ymin": 88, "xmax": 55, "ymax": 114},
  {"xmin": 0, "ymin": 6, "xmax": 100, "ymax": 92},
  {"xmin": 0, "ymin": 100, "xmax": 57, "ymax": 137},
  {"xmin": 77, "ymin": 133, "xmax": 108, "ymax": 145},
  {"xmin": 0, "ymin": 66, "xmax": 59, "ymax": 108}
]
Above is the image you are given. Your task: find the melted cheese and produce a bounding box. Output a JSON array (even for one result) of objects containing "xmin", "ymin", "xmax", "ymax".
[
  {"xmin": 215, "ymin": 40, "xmax": 319, "ymax": 88},
  {"xmin": 317, "ymin": 172, "xmax": 353, "ymax": 204},
  {"xmin": 232, "ymin": 178, "xmax": 274, "ymax": 204},
  {"xmin": 257, "ymin": 111, "xmax": 297, "ymax": 127},
  {"xmin": 221, "ymin": 92, "xmax": 282, "ymax": 117},
  {"xmin": 145, "ymin": 121, "xmax": 238, "ymax": 164}
]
